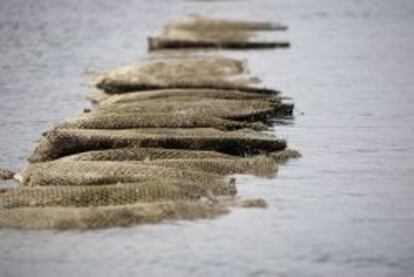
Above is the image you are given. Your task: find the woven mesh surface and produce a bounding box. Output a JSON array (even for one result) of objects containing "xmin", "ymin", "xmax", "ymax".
[
  {"xmin": 164, "ymin": 16, "xmax": 287, "ymax": 31},
  {"xmin": 91, "ymin": 98, "xmax": 289, "ymax": 121},
  {"xmin": 29, "ymin": 128, "xmax": 286, "ymax": 162},
  {"xmin": 99, "ymin": 88, "xmax": 276, "ymax": 106},
  {"xmin": 29, "ymin": 128, "xmax": 287, "ymax": 163},
  {"xmin": 97, "ymin": 73, "xmax": 277, "ymax": 94},
  {"xmin": 148, "ymin": 16, "xmax": 289, "ymax": 51},
  {"xmin": 57, "ymin": 96, "xmax": 293, "ymax": 132},
  {"xmin": 0, "ymin": 178, "xmax": 236, "ymax": 209},
  {"xmin": 57, "ymin": 150, "xmax": 279, "ymax": 177},
  {"xmin": 59, "ymin": 147, "xmax": 236, "ymax": 161},
  {"xmin": 20, "ymin": 161, "xmax": 231, "ymax": 187},
  {"xmin": 0, "ymin": 54, "xmax": 298, "ymax": 229},
  {"xmin": 57, "ymin": 112, "xmax": 266, "ymax": 131},
  {"xmin": 94, "ymin": 55, "xmax": 265, "ymax": 94},
  {"xmin": 94, "ymin": 56, "xmax": 278, "ymax": 94},
  {"xmin": 0, "ymin": 201, "xmax": 229, "ymax": 230},
  {"xmin": 56, "ymin": 147, "xmax": 300, "ymax": 176},
  {"xmin": 104, "ymin": 55, "xmax": 247, "ymax": 78},
  {"xmin": 144, "ymin": 157, "xmax": 278, "ymax": 177}
]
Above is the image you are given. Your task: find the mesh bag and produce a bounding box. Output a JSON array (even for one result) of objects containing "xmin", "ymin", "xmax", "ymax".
[
  {"xmin": 148, "ymin": 23, "xmax": 289, "ymax": 51},
  {"xmin": 0, "ymin": 178, "xmax": 236, "ymax": 209},
  {"xmin": 98, "ymin": 55, "xmax": 248, "ymax": 78},
  {"xmin": 0, "ymin": 53, "xmax": 298, "ymax": 229},
  {"xmin": 28, "ymin": 128, "xmax": 287, "ymax": 163},
  {"xmin": 57, "ymin": 112, "xmax": 266, "ymax": 131},
  {"xmin": 57, "ymin": 147, "xmax": 300, "ymax": 171},
  {"xmin": 98, "ymin": 88, "xmax": 276, "ymax": 106},
  {"xmin": 57, "ymin": 96, "xmax": 294, "ymax": 131},
  {"xmin": 93, "ymin": 56, "xmax": 278, "ymax": 94},
  {"xmin": 97, "ymin": 72, "xmax": 277, "ymax": 94},
  {"xmin": 59, "ymin": 147, "xmax": 236, "ymax": 161},
  {"xmin": 143, "ymin": 157, "xmax": 278, "ymax": 177},
  {"xmin": 164, "ymin": 16, "xmax": 288, "ymax": 32},
  {"xmin": 58, "ymin": 152, "xmax": 279, "ymax": 177},
  {"xmin": 0, "ymin": 201, "xmax": 230, "ymax": 230},
  {"xmin": 19, "ymin": 161, "xmax": 232, "ymax": 187},
  {"xmin": 56, "ymin": 147, "xmax": 299, "ymax": 175},
  {"xmin": 148, "ymin": 16, "xmax": 289, "ymax": 51},
  {"xmin": 91, "ymin": 98, "xmax": 291, "ymax": 122},
  {"xmin": 93, "ymin": 55, "xmax": 272, "ymax": 94}
]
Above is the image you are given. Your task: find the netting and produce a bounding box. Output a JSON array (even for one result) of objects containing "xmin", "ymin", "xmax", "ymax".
[
  {"xmin": 93, "ymin": 56, "xmax": 278, "ymax": 94},
  {"xmin": 19, "ymin": 161, "xmax": 232, "ymax": 187},
  {"xmin": 91, "ymin": 98, "xmax": 291, "ymax": 121},
  {"xmin": 92, "ymin": 56, "xmax": 247, "ymax": 85},
  {"xmin": 98, "ymin": 88, "xmax": 276, "ymax": 106},
  {"xmin": 56, "ymin": 112, "xmax": 266, "ymax": 131},
  {"xmin": 58, "ymin": 151, "xmax": 279, "ymax": 177},
  {"xmin": 93, "ymin": 55, "xmax": 253, "ymax": 94},
  {"xmin": 0, "ymin": 201, "xmax": 230, "ymax": 230},
  {"xmin": 148, "ymin": 16, "xmax": 289, "ymax": 50},
  {"xmin": 57, "ymin": 96, "xmax": 292, "ymax": 132},
  {"xmin": 0, "ymin": 196, "xmax": 270, "ymax": 230},
  {"xmin": 0, "ymin": 178, "xmax": 236, "ymax": 209},
  {"xmin": 164, "ymin": 15, "xmax": 288, "ymax": 31},
  {"xmin": 0, "ymin": 52, "xmax": 299, "ymax": 229},
  {"xmin": 58, "ymin": 147, "xmax": 300, "ymax": 169},
  {"xmin": 28, "ymin": 128, "xmax": 287, "ymax": 163},
  {"xmin": 59, "ymin": 147, "xmax": 236, "ymax": 161},
  {"xmin": 109, "ymin": 55, "xmax": 248, "ymax": 77},
  {"xmin": 143, "ymin": 157, "xmax": 278, "ymax": 177},
  {"xmin": 97, "ymin": 72, "xmax": 277, "ymax": 94}
]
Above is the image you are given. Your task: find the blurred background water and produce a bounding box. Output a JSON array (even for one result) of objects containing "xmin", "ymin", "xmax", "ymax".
[{"xmin": 0, "ymin": 0, "xmax": 413, "ymax": 276}]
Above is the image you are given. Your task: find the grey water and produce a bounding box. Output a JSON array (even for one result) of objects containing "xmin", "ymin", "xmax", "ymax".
[{"xmin": 0, "ymin": 0, "xmax": 414, "ymax": 276}]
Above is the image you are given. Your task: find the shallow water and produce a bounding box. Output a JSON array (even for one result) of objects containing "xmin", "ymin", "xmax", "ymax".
[{"xmin": 1, "ymin": 0, "xmax": 414, "ymax": 276}]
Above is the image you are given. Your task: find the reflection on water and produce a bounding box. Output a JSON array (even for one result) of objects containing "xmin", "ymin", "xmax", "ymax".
[{"xmin": 1, "ymin": 0, "xmax": 414, "ymax": 276}]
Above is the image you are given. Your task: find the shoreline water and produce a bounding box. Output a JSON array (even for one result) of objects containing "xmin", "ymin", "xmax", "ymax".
[{"xmin": 1, "ymin": 0, "xmax": 413, "ymax": 276}]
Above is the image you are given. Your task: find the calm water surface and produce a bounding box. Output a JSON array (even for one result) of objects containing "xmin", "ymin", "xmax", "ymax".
[{"xmin": 0, "ymin": 0, "xmax": 413, "ymax": 276}]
